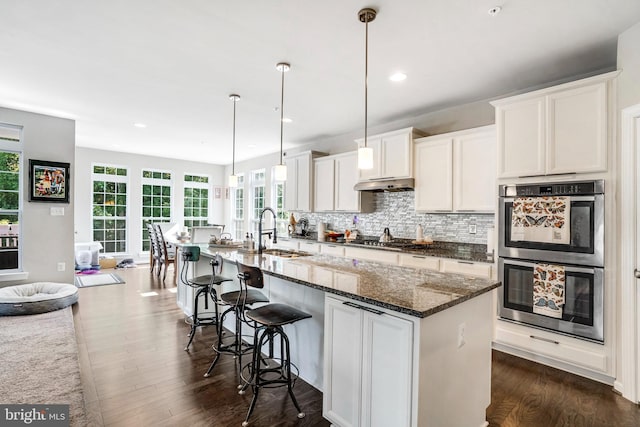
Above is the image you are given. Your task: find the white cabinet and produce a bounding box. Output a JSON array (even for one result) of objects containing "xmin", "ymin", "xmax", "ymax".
[
  {"xmin": 324, "ymin": 295, "xmax": 413, "ymax": 427},
  {"xmin": 285, "ymin": 151, "xmax": 325, "ymax": 212},
  {"xmin": 491, "ymin": 71, "xmax": 617, "ymax": 178},
  {"xmin": 414, "ymin": 125, "xmax": 496, "ymax": 212},
  {"xmin": 314, "ymin": 152, "xmax": 374, "ymax": 213},
  {"xmin": 440, "ymin": 259, "xmax": 492, "ymax": 278},
  {"xmin": 321, "ymin": 243, "xmax": 345, "ymax": 257},
  {"xmin": 344, "ymin": 246, "xmax": 399, "ymax": 265},
  {"xmin": 356, "ymin": 127, "xmax": 425, "ymax": 182},
  {"xmin": 298, "ymin": 240, "xmax": 321, "ymax": 254},
  {"xmin": 274, "ymin": 239, "xmax": 299, "ymax": 251},
  {"xmin": 398, "ymin": 253, "xmax": 440, "ymax": 271}
]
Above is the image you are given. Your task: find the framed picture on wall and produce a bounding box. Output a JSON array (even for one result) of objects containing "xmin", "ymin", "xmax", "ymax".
[{"xmin": 29, "ymin": 159, "xmax": 70, "ymax": 203}]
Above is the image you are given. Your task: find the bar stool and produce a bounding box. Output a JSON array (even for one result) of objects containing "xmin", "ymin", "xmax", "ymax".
[
  {"xmin": 235, "ymin": 263, "xmax": 312, "ymax": 427},
  {"xmin": 203, "ymin": 260, "xmax": 269, "ymax": 379},
  {"xmin": 181, "ymin": 248, "xmax": 232, "ymax": 351}
]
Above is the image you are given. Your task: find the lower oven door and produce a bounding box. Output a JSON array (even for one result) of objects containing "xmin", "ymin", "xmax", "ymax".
[{"xmin": 498, "ymin": 258, "xmax": 604, "ymax": 342}]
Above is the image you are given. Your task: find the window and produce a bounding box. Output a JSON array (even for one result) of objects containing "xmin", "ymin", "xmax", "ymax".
[
  {"xmin": 184, "ymin": 174, "xmax": 209, "ymax": 229},
  {"xmin": 92, "ymin": 165, "xmax": 128, "ymax": 254},
  {"xmin": 271, "ymin": 167, "xmax": 288, "ymax": 236},
  {"xmin": 231, "ymin": 174, "xmax": 245, "ymax": 241},
  {"xmin": 0, "ymin": 124, "xmax": 22, "ymax": 271},
  {"xmin": 250, "ymin": 169, "xmax": 265, "ymax": 235},
  {"xmin": 141, "ymin": 170, "xmax": 172, "ymax": 251}
]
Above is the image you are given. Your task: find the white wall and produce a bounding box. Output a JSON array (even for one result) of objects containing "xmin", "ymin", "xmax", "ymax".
[
  {"xmin": 75, "ymin": 147, "xmax": 225, "ymax": 261},
  {"xmin": 0, "ymin": 107, "xmax": 75, "ymax": 285},
  {"xmin": 615, "ymin": 19, "xmax": 640, "ymax": 391}
]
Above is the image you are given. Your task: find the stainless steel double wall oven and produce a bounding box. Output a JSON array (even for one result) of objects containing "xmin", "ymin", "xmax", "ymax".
[{"xmin": 498, "ymin": 180, "xmax": 605, "ymax": 342}]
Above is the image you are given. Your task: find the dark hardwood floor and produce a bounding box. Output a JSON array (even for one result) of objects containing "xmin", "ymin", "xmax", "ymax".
[{"xmin": 73, "ymin": 266, "xmax": 640, "ymax": 427}]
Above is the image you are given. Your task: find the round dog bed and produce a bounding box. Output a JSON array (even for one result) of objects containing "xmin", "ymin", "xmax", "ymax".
[{"xmin": 0, "ymin": 282, "xmax": 78, "ymax": 316}]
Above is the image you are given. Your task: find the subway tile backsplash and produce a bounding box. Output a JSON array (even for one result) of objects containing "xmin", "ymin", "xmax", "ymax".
[{"xmin": 298, "ymin": 191, "xmax": 494, "ymax": 244}]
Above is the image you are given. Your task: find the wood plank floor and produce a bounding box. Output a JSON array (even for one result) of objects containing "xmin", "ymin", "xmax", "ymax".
[{"xmin": 72, "ymin": 266, "xmax": 640, "ymax": 426}]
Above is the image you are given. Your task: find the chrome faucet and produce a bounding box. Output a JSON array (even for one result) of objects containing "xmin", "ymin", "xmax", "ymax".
[{"xmin": 258, "ymin": 207, "xmax": 278, "ymax": 254}]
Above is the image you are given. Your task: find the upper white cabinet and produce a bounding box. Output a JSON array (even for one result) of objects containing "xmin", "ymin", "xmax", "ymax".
[
  {"xmin": 285, "ymin": 151, "xmax": 325, "ymax": 212},
  {"xmin": 355, "ymin": 127, "xmax": 426, "ymax": 182},
  {"xmin": 491, "ymin": 71, "xmax": 618, "ymax": 178},
  {"xmin": 314, "ymin": 152, "xmax": 374, "ymax": 213},
  {"xmin": 414, "ymin": 125, "xmax": 496, "ymax": 212}
]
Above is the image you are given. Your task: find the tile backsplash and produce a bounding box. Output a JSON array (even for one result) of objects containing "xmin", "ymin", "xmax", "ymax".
[{"xmin": 298, "ymin": 191, "xmax": 494, "ymax": 244}]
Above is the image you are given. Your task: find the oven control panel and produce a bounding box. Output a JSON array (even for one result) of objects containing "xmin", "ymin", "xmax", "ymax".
[{"xmin": 501, "ymin": 180, "xmax": 604, "ymax": 197}]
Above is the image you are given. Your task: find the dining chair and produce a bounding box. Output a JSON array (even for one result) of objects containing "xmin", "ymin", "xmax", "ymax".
[{"xmin": 154, "ymin": 224, "xmax": 177, "ymax": 283}]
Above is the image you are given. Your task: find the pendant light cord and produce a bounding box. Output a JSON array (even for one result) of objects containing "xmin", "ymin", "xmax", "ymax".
[
  {"xmin": 232, "ymin": 97, "xmax": 237, "ymax": 176},
  {"xmin": 364, "ymin": 16, "xmax": 369, "ymax": 149},
  {"xmin": 280, "ymin": 66, "xmax": 285, "ymax": 165}
]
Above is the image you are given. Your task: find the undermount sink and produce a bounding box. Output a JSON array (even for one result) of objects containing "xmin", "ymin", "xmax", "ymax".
[{"xmin": 262, "ymin": 249, "xmax": 312, "ymax": 258}]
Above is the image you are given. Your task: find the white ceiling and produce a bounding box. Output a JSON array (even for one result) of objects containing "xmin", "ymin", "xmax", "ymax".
[{"xmin": 1, "ymin": 0, "xmax": 639, "ymax": 165}]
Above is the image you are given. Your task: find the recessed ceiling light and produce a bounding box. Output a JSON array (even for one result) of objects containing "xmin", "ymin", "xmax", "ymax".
[
  {"xmin": 282, "ymin": 117, "xmax": 293, "ymax": 123},
  {"xmin": 134, "ymin": 123, "xmax": 147, "ymax": 128},
  {"xmin": 488, "ymin": 6, "xmax": 502, "ymax": 16},
  {"xmin": 389, "ymin": 72, "xmax": 407, "ymax": 82}
]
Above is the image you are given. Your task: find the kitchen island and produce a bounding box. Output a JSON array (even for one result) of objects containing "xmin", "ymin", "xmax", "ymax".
[{"xmin": 176, "ymin": 245, "xmax": 500, "ymax": 427}]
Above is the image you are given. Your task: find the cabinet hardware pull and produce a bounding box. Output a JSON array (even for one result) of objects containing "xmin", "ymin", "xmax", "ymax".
[
  {"xmin": 412, "ymin": 255, "xmax": 426, "ymax": 259},
  {"xmin": 457, "ymin": 261, "xmax": 474, "ymax": 265},
  {"xmin": 328, "ymin": 245, "xmax": 336, "ymax": 248},
  {"xmin": 635, "ymin": 269, "xmax": 640, "ymax": 279},
  {"xmin": 529, "ymin": 335, "xmax": 559, "ymax": 345},
  {"xmin": 343, "ymin": 301, "xmax": 384, "ymax": 315}
]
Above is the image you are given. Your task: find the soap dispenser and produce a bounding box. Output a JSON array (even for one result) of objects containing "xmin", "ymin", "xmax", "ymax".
[{"xmin": 416, "ymin": 224, "xmax": 424, "ymax": 242}]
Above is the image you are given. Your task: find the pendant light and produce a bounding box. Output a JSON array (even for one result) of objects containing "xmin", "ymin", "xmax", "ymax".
[
  {"xmin": 228, "ymin": 94, "xmax": 240, "ymax": 188},
  {"xmin": 273, "ymin": 62, "xmax": 290, "ymax": 182},
  {"xmin": 357, "ymin": 7, "xmax": 376, "ymax": 170}
]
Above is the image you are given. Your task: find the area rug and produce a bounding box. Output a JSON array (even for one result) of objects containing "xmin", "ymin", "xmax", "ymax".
[
  {"xmin": 0, "ymin": 306, "xmax": 87, "ymax": 426},
  {"xmin": 74, "ymin": 272, "xmax": 125, "ymax": 288}
]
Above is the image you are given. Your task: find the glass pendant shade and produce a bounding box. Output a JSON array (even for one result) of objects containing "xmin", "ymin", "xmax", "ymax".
[
  {"xmin": 228, "ymin": 174, "xmax": 238, "ymax": 188},
  {"xmin": 274, "ymin": 163, "xmax": 287, "ymax": 182},
  {"xmin": 358, "ymin": 146, "xmax": 374, "ymax": 170}
]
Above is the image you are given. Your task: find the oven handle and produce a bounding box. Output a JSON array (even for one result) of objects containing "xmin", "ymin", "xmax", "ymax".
[
  {"xmin": 501, "ymin": 195, "xmax": 597, "ymax": 202},
  {"xmin": 500, "ymin": 258, "xmax": 598, "ymax": 274}
]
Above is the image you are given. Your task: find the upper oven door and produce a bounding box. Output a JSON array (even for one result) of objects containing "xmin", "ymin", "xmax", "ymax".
[{"xmin": 498, "ymin": 194, "xmax": 604, "ymax": 267}]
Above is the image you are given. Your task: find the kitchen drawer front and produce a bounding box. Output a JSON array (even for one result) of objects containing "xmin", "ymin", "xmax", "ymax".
[
  {"xmin": 276, "ymin": 240, "xmax": 299, "ymax": 251},
  {"xmin": 398, "ymin": 253, "xmax": 440, "ymax": 270},
  {"xmin": 344, "ymin": 247, "xmax": 399, "ymax": 265},
  {"xmin": 299, "ymin": 241, "xmax": 321, "ymax": 254},
  {"xmin": 321, "ymin": 244, "xmax": 345, "ymax": 257},
  {"xmin": 440, "ymin": 259, "xmax": 491, "ymax": 278}
]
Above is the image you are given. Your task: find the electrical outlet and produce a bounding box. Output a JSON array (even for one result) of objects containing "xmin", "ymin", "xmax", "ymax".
[
  {"xmin": 457, "ymin": 322, "xmax": 466, "ymax": 349},
  {"xmin": 468, "ymin": 224, "xmax": 477, "ymax": 234},
  {"xmin": 50, "ymin": 207, "xmax": 65, "ymax": 216},
  {"xmin": 57, "ymin": 262, "xmax": 66, "ymax": 272}
]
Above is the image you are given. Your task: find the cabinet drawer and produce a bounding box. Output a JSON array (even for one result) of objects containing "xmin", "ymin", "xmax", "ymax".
[
  {"xmin": 344, "ymin": 247, "xmax": 398, "ymax": 265},
  {"xmin": 440, "ymin": 259, "xmax": 491, "ymax": 278},
  {"xmin": 275, "ymin": 240, "xmax": 299, "ymax": 250},
  {"xmin": 299, "ymin": 241, "xmax": 321, "ymax": 254},
  {"xmin": 321, "ymin": 244, "xmax": 345, "ymax": 257},
  {"xmin": 398, "ymin": 253, "xmax": 440, "ymax": 270}
]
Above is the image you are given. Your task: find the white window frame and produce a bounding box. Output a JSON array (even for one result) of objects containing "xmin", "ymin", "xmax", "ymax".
[
  {"xmin": 92, "ymin": 163, "xmax": 129, "ymax": 255},
  {"xmin": 0, "ymin": 123, "xmax": 23, "ymax": 275},
  {"xmin": 250, "ymin": 169, "xmax": 266, "ymax": 236},
  {"xmin": 183, "ymin": 173, "xmax": 211, "ymax": 229},
  {"xmin": 231, "ymin": 173, "xmax": 245, "ymax": 241},
  {"xmin": 271, "ymin": 166, "xmax": 288, "ymax": 236},
  {"xmin": 140, "ymin": 169, "xmax": 173, "ymax": 252}
]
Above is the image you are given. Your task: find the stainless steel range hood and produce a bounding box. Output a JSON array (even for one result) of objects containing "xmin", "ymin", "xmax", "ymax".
[{"xmin": 353, "ymin": 178, "xmax": 415, "ymax": 192}]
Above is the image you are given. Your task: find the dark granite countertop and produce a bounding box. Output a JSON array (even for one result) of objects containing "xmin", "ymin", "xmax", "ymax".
[
  {"xmin": 197, "ymin": 247, "xmax": 500, "ymax": 319},
  {"xmin": 282, "ymin": 235, "xmax": 492, "ymax": 263}
]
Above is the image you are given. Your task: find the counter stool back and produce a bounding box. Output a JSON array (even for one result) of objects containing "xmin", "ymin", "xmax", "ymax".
[
  {"xmin": 146, "ymin": 223, "xmax": 161, "ymax": 275},
  {"xmin": 154, "ymin": 224, "xmax": 176, "ymax": 283},
  {"xmin": 181, "ymin": 248, "xmax": 232, "ymax": 351},
  {"xmin": 204, "ymin": 260, "xmax": 269, "ymax": 380},
  {"xmin": 236, "ymin": 265, "xmax": 312, "ymax": 426}
]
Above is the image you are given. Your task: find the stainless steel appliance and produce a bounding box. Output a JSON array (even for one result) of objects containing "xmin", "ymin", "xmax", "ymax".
[{"xmin": 498, "ymin": 180, "xmax": 605, "ymax": 342}]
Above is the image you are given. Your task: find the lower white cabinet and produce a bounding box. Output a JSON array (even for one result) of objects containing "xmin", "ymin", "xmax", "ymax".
[
  {"xmin": 324, "ymin": 295, "xmax": 413, "ymax": 427},
  {"xmin": 344, "ymin": 246, "xmax": 399, "ymax": 264},
  {"xmin": 440, "ymin": 259, "xmax": 492, "ymax": 278}
]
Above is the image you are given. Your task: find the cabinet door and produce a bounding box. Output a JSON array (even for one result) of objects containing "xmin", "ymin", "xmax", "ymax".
[
  {"xmin": 440, "ymin": 259, "xmax": 492, "ymax": 278},
  {"xmin": 381, "ymin": 132, "xmax": 412, "ymax": 179},
  {"xmin": 357, "ymin": 137, "xmax": 382, "ymax": 181},
  {"xmin": 454, "ymin": 130, "xmax": 496, "ymax": 212},
  {"xmin": 361, "ymin": 311, "xmax": 413, "ymax": 427},
  {"xmin": 335, "ymin": 152, "xmax": 360, "ymax": 211},
  {"xmin": 284, "ymin": 157, "xmax": 298, "ymax": 211},
  {"xmin": 314, "ymin": 158, "xmax": 335, "ymax": 211},
  {"xmin": 496, "ymin": 98, "xmax": 545, "ymax": 178},
  {"xmin": 323, "ymin": 297, "xmax": 363, "ymax": 427},
  {"xmin": 297, "ymin": 155, "xmax": 312, "ymax": 212},
  {"xmin": 414, "ymin": 138, "xmax": 453, "ymax": 211},
  {"xmin": 546, "ymin": 82, "xmax": 607, "ymax": 174}
]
